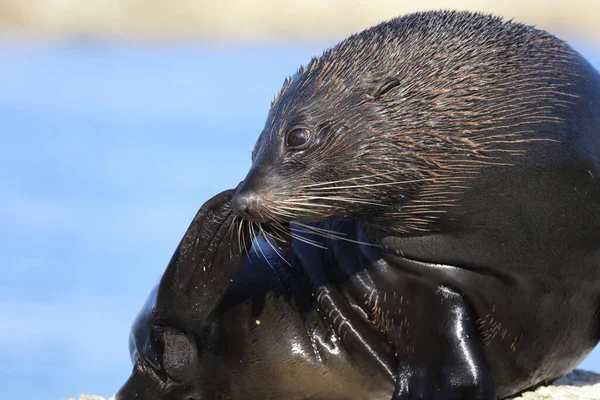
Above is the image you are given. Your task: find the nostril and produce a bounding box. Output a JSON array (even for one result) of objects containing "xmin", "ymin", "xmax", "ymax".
[
  {"xmin": 232, "ymin": 192, "xmax": 264, "ymax": 222},
  {"xmin": 232, "ymin": 193, "xmax": 250, "ymax": 215}
]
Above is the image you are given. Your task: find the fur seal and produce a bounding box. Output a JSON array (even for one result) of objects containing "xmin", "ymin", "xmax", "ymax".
[
  {"xmin": 116, "ymin": 11, "xmax": 600, "ymax": 400},
  {"xmin": 116, "ymin": 192, "xmax": 398, "ymax": 399}
]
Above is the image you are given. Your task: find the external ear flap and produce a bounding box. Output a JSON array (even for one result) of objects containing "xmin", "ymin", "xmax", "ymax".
[
  {"xmin": 155, "ymin": 189, "xmax": 253, "ymax": 326},
  {"xmin": 159, "ymin": 327, "xmax": 201, "ymax": 383},
  {"xmin": 369, "ymin": 77, "xmax": 401, "ymax": 98}
]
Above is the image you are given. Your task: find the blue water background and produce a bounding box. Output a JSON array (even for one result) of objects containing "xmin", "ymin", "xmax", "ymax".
[{"xmin": 0, "ymin": 41, "xmax": 599, "ymax": 399}]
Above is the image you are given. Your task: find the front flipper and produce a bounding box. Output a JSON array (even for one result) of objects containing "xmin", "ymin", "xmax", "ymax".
[
  {"xmin": 392, "ymin": 286, "xmax": 495, "ymax": 400},
  {"xmin": 155, "ymin": 189, "xmax": 255, "ymax": 324},
  {"xmin": 118, "ymin": 190, "xmax": 257, "ymax": 400}
]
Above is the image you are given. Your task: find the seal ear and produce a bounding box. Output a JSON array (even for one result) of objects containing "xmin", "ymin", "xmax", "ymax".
[
  {"xmin": 368, "ymin": 77, "xmax": 401, "ymax": 98},
  {"xmin": 155, "ymin": 189, "xmax": 253, "ymax": 325}
]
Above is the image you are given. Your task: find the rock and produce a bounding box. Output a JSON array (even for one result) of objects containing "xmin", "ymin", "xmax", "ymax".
[
  {"xmin": 511, "ymin": 384, "xmax": 600, "ymax": 399},
  {"xmin": 510, "ymin": 370, "xmax": 600, "ymax": 399},
  {"xmin": 80, "ymin": 395, "xmax": 114, "ymax": 400}
]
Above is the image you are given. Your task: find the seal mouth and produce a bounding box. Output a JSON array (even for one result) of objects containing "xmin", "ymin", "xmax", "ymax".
[{"xmin": 231, "ymin": 181, "xmax": 293, "ymax": 251}]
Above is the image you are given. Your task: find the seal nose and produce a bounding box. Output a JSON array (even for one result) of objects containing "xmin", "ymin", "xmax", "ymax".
[{"xmin": 232, "ymin": 190, "xmax": 265, "ymax": 222}]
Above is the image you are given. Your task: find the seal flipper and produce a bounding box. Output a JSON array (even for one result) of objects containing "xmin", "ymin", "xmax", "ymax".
[
  {"xmin": 116, "ymin": 189, "xmax": 254, "ymax": 400},
  {"xmin": 155, "ymin": 189, "xmax": 253, "ymax": 325},
  {"xmin": 391, "ymin": 286, "xmax": 495, "ymax": 400}
]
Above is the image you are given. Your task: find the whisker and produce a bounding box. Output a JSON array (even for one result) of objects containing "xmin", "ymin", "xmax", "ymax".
[
  {"xmin": 302, "ymin": 177, "xmax": 442, "ymax": 191},
  {"xmin": 292, "ymin": 222, "xmax": 382, "ymax": 248},
  {"xmin": 297, "ymin": 170, "xmax": 412, "ymax": 188},
  {"xmin": 258, "ymin": 210, "xmax": 290, "ymax": 243},
  {"xmin": 251, "ymin": 222, "xmax": 276, "ymax": 271},
  {"xmin": 275, "ymin": 205, "xmax": 324, "ymax": 214},
  {"xmin": 266, "ymin": 207, "xmax": 296, "ymax": 219},
  {"xmin": 239, "ymin": 218, "xmax": 252, "ymax": 262},
  {"xmin": 259, "ymin": 226, "xmax": 295, "ymax": 269},
  {"xmin": 255, "ymin": 224, "xmax": 283, "ymax": 272},
  {"xmin": 275, "ymin": 200, "xmax": 337, "ymax": 208},
  {"xmin": 293, "ymin": 223, "xmax": 348, "ymax": 236},
  {"xmin": 261, "ymin": 226, "xmax": 287, "ymax": 242},
  {"xmin": 270, "ymin": 223, "xmax": 327, "ymax": 249},
  {"xmin": 235, "ymin": 216, "xmax": 243, "ymax": 256},
  {"xmin": 295, "ymin": 196, "xmax": 386, "ymax": 207},
  {"xmin": 288, "ymin": 232, "xmax": 328, "ymax": 249},
  {"xmin": 249, "ymin": 222, "xmax": 261, "ymax": 261},
  {"xmin": 265, "ymin": 212, "xmax": 288, "ymax": 225}
]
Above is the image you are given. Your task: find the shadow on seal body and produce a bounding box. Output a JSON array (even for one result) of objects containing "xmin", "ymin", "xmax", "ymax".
[{"xmin": 116, "ymin": 11, "xmax": 600, "ymax": 400}]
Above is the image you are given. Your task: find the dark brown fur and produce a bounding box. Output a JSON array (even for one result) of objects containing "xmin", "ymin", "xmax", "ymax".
[{"xmin": 247, "ymin": 11, "xmax": 580, "ymax": 234}]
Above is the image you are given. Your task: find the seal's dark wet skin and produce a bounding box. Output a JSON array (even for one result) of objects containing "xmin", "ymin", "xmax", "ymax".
[
  {"xmin": 116, "ymin": 190, "xmax": 246, "ymax": 400},
  {"xmin": 117, "ymin": 11, "xmax": 600, "ymax": 400}
]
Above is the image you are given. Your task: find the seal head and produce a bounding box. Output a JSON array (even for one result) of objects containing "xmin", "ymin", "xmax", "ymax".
[{"xmin": 232, "ymin": 11, "xmax": 593, "ymax": 237}]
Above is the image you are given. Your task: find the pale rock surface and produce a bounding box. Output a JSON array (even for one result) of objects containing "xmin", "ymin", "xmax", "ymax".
[
  {"xmin": 510, "ymin": 370, "xmax": 600, "ymax": 399},
  {"xmin": 65, "ymin": 395, "xmax": 114, "ymax": 400}
]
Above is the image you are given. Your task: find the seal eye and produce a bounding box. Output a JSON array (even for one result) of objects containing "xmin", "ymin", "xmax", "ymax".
[{"xmin": 286, "ymin": 128, "xmax": 311, "ymax": 149}]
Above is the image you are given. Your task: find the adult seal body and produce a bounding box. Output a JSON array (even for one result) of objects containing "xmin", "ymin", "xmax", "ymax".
[
  {"xmin": 231, "ymin": 10, "xmax": 600, "ymax": 399},
  {"xmin": 116, "ymin": 11, "xmax": 600, "ymax": 400}
]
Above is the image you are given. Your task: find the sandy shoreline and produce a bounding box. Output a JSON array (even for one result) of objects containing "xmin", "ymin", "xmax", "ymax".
[{"xmin": 1, "ymin": 0, "xmax": 599, "ymax": 42}]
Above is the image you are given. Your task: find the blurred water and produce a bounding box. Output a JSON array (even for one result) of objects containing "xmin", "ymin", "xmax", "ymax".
[{"xmin": 0, "ymin": 41, "xmax": 598, "ymax": 399}]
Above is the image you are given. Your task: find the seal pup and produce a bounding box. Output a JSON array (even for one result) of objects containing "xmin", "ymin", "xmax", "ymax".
[
  {"xmin": 116, "ymin": 10, "xmax": 600, "ymax": 400},
  {"xmin": 232, "ymin": 10, "xmax": 600, "ymax": 399}
]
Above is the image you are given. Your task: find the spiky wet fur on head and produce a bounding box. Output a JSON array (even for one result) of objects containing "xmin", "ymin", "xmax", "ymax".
[{"xmin": 239, "ymin": 11, "xmax": 579, "ymax": 234}]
